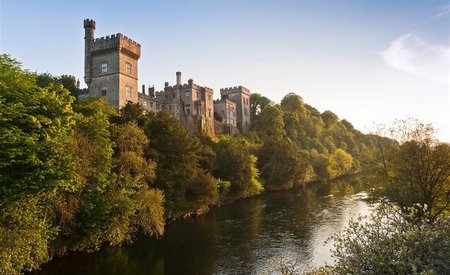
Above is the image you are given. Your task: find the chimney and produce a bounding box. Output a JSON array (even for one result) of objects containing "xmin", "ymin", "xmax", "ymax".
[
  {"xmin": 188, "ymin": 78, "xmax": 193, "ymax": 86},
  {"xmin": 142, "ymin": 84, "xmax": 145, "ymax": 94},
  {"xmin": 148, "ymin": 86, "xmax": 155, "ymax": 97},
  {"xmin": 176, "ymin": 71, "xmax": 182, "ymax": 85}
]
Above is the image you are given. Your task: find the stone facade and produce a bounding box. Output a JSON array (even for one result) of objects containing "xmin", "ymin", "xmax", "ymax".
[
  {"xmin": 82, "ymin": 19, "xmax": 251, "ymax": 136},
  {"xmin": 84, "ymin": 19, "xmax": 140, "ymax": 108},
  {"xmin": 140, "ymin": 72, "xmax": 215, "ymax": 136},
  {"xmin": 220, "ymin": 86, "xmax": 251, "ymax": 133},
  {"xmin": 214, "ymin": 98, "xmax": 237, "ymax": 127}
]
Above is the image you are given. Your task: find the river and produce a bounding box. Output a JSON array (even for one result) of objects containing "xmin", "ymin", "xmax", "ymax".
[{"xmin": 35, "ymin": 176, "xmax": 372, "ymax": 275}]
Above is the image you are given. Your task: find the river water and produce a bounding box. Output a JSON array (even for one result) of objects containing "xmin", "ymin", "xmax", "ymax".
[{"xmin": 35, "ymin": 177, "xmax": 371, "ymax": 275}]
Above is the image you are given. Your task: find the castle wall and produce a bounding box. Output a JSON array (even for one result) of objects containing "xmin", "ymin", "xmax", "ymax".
[
  {"xmin": 90, "ymin": 51, "xmax": 120, "ymax": 106},
  {"xmin": 84, "ymin": 20, "xmax": 141, "ymax": 109},
  {"xmin": 214, "ymin": 98, "xmax": 237, "ymax": 127},
  {"xmin": 220, "ymin": 86, "xmax": 251, "ymax": 133},
  {"xmin": 84, "ymin": 19, "xmax": 251, "ymax": 137}
]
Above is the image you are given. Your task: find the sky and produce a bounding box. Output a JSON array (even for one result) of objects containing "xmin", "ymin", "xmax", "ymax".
[{"xmin": 1, "ymin": 0, "xmax": 449, "ymax": 141}]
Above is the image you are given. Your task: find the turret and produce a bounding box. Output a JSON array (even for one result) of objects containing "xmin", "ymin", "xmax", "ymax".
[{"xmin": 84, "ymin": 19, "xmax": 96, "ymax": 87}]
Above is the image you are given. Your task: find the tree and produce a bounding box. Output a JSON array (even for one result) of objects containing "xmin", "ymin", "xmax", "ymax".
[
  {"xmin": 371, "ymin": 118, "xmax": 450, "ymax": 222},
  {"xmin": 0, "ymin": 54, "xmax": 76, "ymax": 274},
  {"xmin": 36, "ymin": 72, "xmax": 80, "ymax": 99},
  {"xmin": 116, "ymin": 101, "xmax": 147, "ymax": 125},
  {"xmin": 213, "ymin": 136, "xmax": 263, "ymax": 200},
  {"xmin": 144, "ymin": 112, "xmax": 218, "ymax": 218},
  {"xmin": 258, "ymin": 138, "xmax": 309, "ymax": 190},
  {"xmin": 313, "ymin": 205, "xmax": 450, "ymax": 275},
  {"xmin": 329, "ymin": 149, "xmax": 354, "ymax": 178},
  {"xmin": 280, "ymin": 93, "xmax": 307, "ymax": 117},
  {"xmin": 107, "ymin": 122, "xmax": 164, "ymax": 243},
  {"xmin": 254, "ymin": 105, "xmax": 286, "ymax": 139},
  {"xmin": 311, "ymin": 153, "xmax": 333, "ymax": 181},
  {"xmin": 64, "ymin": 97, "xmax": 116, "ymax": 250},
  {"xmin": 250, "ymin": 93, "xmax": 271, "ymax": 122},
  {"xmin": 320, "ymin": 110, "xmax": 339, "ymax": 128}
]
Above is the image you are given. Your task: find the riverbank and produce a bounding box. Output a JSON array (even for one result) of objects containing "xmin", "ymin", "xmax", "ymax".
[
  {"xmin": 167, "ymin": 172, "xmax": 363, "ymax": 224},
  {"xmin": 33, "ymin": 176, "xmax": 370, "ymax": 275}
]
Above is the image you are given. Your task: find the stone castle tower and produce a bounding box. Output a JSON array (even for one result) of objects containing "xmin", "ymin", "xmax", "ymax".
[
  {"xmin": 220, "ymin": 86, "xmax": 251, "ymax": 133},
  {"xmin": 84, "ymin": 19, "xmax": 141, "ymax": 108}
]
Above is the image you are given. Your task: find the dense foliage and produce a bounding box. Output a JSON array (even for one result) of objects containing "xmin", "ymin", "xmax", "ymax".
[
  {"xmin": 1, "ymin": 54, "xmax": 382, "ymax": 273},
  {"xmin": 269, "ymin": 120, "xmax": 450, "ymax": 275},
  {"xmin": 0, "ymin": 55, "xmax": 164, "ymax": 274},
  {"xmin": 249, "ymin": 92, "xmax": 376, "ymax": 188},
  {"xmin": 370, "ymin": 119, "xmax": 450, "ymax": 222},
  {"xmin": 306, "ymin": 120, "xmax": 450, "ymax": 274}
]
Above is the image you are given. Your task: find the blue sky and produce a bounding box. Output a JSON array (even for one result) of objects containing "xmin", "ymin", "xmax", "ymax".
[{"xmin": 1, "ymin": 0, "xmax": 449, "ymax": 141}]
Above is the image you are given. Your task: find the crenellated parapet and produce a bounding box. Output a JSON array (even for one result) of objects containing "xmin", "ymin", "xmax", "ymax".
[
  {"xmin": 83, "ymin": 19, "xmax": 96, "ymax": 29},
  {"xmin": 91, "ymin": 33, "xmax": 141, "ymax": 59},
  {"xmin": 220, "ymin": 86, "xmax": 250, "ymax": 96}
]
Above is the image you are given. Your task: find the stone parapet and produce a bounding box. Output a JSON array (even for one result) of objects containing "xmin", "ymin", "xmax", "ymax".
[{"xmin": 92, "ymin": 33, "xmax": 141, "ymax": 59}]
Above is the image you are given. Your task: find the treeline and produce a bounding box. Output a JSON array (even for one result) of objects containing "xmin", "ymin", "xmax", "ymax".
[
  {"xmin": 0, "ymin": 54, "xmax": 380, "ymax": 274},
  {"xmin": 248, "ymin": 92, "xmax": 378, "ymax": 187}
]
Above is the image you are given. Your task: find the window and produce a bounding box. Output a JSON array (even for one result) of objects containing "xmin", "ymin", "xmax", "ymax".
[
  {"xmin": 126, "ymin": 86, "xmax": 132, "ymax": 97},
  {"xmin": 101, "ymin": 87, "xmax": 107, "ymax": 96},
  {"xmin": 143, "ymin": 101, "xmax": 148, "ymax": 107},
  {"xmin": 185, "ymin": 92, "xmax": 190, "ymax": 98},
  {"xmin": 150, "ymin": 102, "xmax": 154, "ymax": 108},
  {"xmin": 208, "ymin": 95, "xmax": 211, "ymax": 101},
  {"xmin": 186, "ymin": 108, "xmax": 190, "ymax": 115},
  {"xmin": 126, "ymin": 63, "xmax": 132, "ymax": 74},
  {"xmin": 101, "ymin": 63, "xmax": 108, "ymax": 73},
  {"xmin": 208, "ymin": 108, "xmax": 212, "ymax": 118},
  {"xmin": 196, "ymin": 92, "xmax": 200, "ymax": 99}
]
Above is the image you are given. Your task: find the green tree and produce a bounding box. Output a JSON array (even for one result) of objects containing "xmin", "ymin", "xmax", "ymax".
[
  {"xmin": 371, "ymin": 119, "xmax": 450, "ymax": 221},
  {"xmin": 311, "ymin": 153, "xmax": 333, "ymax": 181},
  {"xmin": 250, "ymin": 93, "xmax": 271, "ymax": 122},
  {"xmin": 313, "ymin": 206, "xmax": 450, "ymax": 275},
  {"xmin": 0, "ymin": 54, "xmax": 76, "ymax": 274},
  {"xmin": 58, "ymin": 97, "xmax": 116, "ymax": 250},
  {"xmin": 258, "ymin": 138, "xmax": 309, "ymax": 190},
  {"xmin": 36, "ymin": 72, "xmax": 80, "ymax": 99},
  {"xmin": 320, "ymin": 110, "xmax": 339, "ymax": 128},
  {"xmin": 107, "ymin": 122, "xmax": 164, "ymax": 243},
  {"xmin": 145, "ymin": 112, "xmax": 218, "ymax": 218},
  {"xmin": 329, "ymin": 148, "xmax": 354, "ymax": 178},
  {"xmin": 254, "ymin": 105, "xmax": 286, "ymax": 139},
  {"xmin": 280, "ymin": 93, "xmax": 307, "ymax": 117},
  {"xmin": 213, "ymin": 136, "xmax": 263, "ymax": 200}
]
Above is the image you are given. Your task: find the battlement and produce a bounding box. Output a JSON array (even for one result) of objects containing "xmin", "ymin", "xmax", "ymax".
[
  {"xmin": 84, "ymin": 19, "xmax": 96, "ymax": 28},
  {"xmin": 220, "ymin": 85, "xmax": 250, "ymax": 96},
  {"xmin": 138, "ymin": 92, "xmax": 165, "ymax": 103},
  {"xmin": 91, "ymin": 33, "xmax": 141, "ymax": 58},
  {"xmin": 164, "ymin": 83, "xmax": 193, "ymax": 91}
]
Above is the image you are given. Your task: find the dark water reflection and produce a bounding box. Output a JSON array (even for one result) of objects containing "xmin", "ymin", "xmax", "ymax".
[{"xmin": 35, "ymin": 177, "xmax": 371, "ymax": 275}]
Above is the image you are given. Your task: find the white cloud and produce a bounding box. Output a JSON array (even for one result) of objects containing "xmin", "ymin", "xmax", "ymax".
[
  {"xmin": 380, "ymin": 34, "xmax": 450, "ymax": 84},
  {"xmin": 433, "ymin": 4, "xmax": 450, "ymax": 19}
]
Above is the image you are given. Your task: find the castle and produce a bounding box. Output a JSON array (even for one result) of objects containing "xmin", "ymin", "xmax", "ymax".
[{"xmin": 83, "ymin": 19, "xmax": 251, "ymax": 136}]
